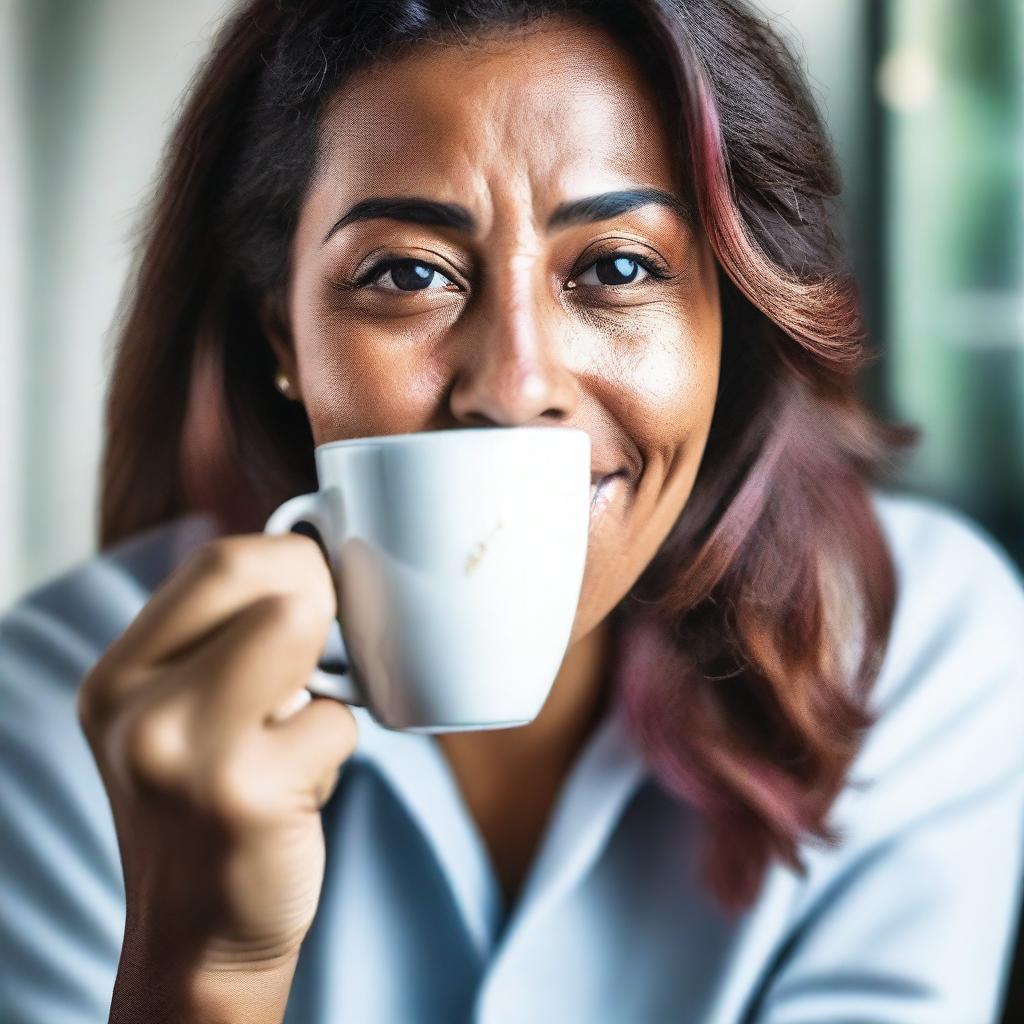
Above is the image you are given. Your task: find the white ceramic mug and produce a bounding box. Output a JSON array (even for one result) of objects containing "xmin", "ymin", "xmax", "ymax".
[{"xmin": 263, "ymin": 426, "xmax": 591, "ymax": 732}]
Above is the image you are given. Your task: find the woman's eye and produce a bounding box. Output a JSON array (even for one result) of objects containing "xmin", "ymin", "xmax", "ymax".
[
  {"xmin": 572, "ymin": 253, "xmax": 662, "ymax": 288},
  {"xmin": 362, "ymin": 258, "xmax": 457, "ymax": 292},
  {"xmin": 352, "ymin": 251, "xmax": 668, "ymax": 294}
]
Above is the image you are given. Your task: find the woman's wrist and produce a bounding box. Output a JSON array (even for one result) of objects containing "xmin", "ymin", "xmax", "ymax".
[
  {"xmin": 184, "ymin": 954, "xmax": 301, "ymax": 1024},
  {"xmin": 109, "ymin": 933, "xmax": 301, "ymax": 1024}
]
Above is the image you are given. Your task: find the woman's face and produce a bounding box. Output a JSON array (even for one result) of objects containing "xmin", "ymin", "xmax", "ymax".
[{"xmin": 266, "ymin": 16, "xmax": 721, "ymax": 645}]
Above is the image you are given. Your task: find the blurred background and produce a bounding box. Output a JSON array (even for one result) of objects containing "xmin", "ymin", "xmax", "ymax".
[{"xmin": 0, "ymin": 0, "xmax": 1022, "ymax": 1018}]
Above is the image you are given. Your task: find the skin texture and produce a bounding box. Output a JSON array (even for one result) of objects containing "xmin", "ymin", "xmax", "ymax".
[{"xmin": 264, "ymin": 16, "xmax": 722, "ymax": 906}]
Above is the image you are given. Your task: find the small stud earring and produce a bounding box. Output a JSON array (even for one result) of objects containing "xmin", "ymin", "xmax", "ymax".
[{"xmin": 274, "ymin": 369, "xmax": 293, "ymax": 397}]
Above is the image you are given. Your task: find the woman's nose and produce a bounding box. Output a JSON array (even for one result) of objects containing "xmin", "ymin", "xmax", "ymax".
[{"xmin": 447, "ymin": 293, "xmax": 577, "ymax": 427}]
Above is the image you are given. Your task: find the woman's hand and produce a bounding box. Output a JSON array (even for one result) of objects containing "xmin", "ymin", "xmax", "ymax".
[{"xmin": 76, "ymin": 533, "xmax": 357, "ymax": 1019}]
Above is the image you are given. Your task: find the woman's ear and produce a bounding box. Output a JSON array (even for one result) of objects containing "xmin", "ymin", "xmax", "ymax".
[{"xmin": 258, "ymin": 288, "xmax": 300, "ymax": 398}]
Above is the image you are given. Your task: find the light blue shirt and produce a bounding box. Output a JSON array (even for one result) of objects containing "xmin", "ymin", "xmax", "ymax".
[{"xmin": 2, "ymin": 489, "xmax": 1023, "ymax": 1023}]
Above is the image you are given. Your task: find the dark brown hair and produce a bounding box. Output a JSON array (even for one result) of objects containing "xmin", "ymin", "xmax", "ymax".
[{"xmin": 98, "ymin": 0, "xmax": 919, "ymax": 912}]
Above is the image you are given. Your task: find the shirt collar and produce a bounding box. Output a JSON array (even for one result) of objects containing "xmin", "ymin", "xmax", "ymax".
[{"xmin": 337, "ymin": 609, "xmax": 654, "ymax": 960}]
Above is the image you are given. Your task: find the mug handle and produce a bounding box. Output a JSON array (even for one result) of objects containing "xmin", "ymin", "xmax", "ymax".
[{"xmin": 263, "ymin": 491, "xmax": 365, "ymax": 707}]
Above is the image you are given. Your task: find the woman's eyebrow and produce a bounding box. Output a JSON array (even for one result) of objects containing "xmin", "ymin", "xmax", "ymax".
[{"xmin": 320, "ymin": 187, "xmax": 693, "ymax": 246}]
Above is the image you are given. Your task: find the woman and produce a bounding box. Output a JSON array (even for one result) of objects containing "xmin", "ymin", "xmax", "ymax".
[{"xmin": 2, "ymin": 0, "xmax": 1023, "ymax": 1021}]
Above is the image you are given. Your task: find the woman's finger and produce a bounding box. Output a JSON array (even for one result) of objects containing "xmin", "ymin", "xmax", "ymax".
[
  {"xmin": 95, "ymin": 533, "xmax": 336, "ymax": 706},
  {"xmin": 268, "ymin": 687, "xmax": 313, "ymax": 724},
  {"xmin": 168, "ymin": 591, "xmax": 335, "ymax": 739},
  {"xmin": 266, "ymin": 695, "xmax": 360, "ymax": 802}
]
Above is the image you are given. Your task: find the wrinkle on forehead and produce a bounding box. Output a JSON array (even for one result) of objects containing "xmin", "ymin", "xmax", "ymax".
[{"xmin": 309, "ymin": 17, "xmax": 680, "ymax": 211}]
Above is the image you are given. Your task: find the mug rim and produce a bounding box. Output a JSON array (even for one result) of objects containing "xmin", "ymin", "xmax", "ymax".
[{"xmin": 315, "ymin": 425, "xmax": 589, "ymax": 452}]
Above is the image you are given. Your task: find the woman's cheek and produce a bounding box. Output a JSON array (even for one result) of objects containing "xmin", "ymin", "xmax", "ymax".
[
  {"xmin": 298, "ymin": 331, "xmax": 444, "ymax": 445},
  {"xmin": 628, "ymin": 327, "xmax": 715, "ymax": 428}
]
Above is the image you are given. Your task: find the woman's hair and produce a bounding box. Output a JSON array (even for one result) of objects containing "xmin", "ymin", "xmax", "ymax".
[{"xmin": 99, "ymin": 0, "xmax": 920, "ymax": 913}]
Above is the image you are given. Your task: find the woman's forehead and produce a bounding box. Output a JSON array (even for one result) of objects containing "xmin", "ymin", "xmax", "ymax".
[{"xmin": 310, "ymin": 19, "xmax": 679, "ymax": 205}]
